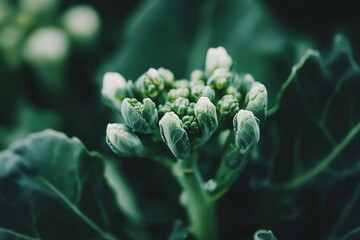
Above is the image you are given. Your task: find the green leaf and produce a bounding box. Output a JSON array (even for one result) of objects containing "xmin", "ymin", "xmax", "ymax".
[
  {"xmin": 0, "ymin": 130, "xmax": 130, "ymax": 240},
  {"xmin": 251, "ymin": 35, "xmax": 360, "ymax": 239}
]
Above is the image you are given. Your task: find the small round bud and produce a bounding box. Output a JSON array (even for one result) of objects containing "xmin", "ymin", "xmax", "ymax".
[
  {"xmin": 159, "ymin": 112, "xmax": 190, "ymax": 159},
  {"xmin": 62, "ymin": 5, "xmax": 101, "ymax": 46},
  {"xmin": 136, "ymin": 68, "xmax": 165, "ymax": 99},
  {"xmin": 121, "ymin": 98, "xmax": 158, "ymax": 134},
  {"xmin": 190, "ymin": 69, "xmax": 206, "ymax": 83},
  {"xmin": 167, "ymin": 88, "xmax": 190, "ymax": 102},
  {"xmin": 106, "ymin": 123, "xmax": 145, "ymax": 157},
  {"xmin": 245, "ymin": 82, "xmax": 268, "ymax": 125},
  {"xmin": 173, "ymin": 79, "xmax": 190, "ymax": 89},
  {"xmin": 23, "ymin": 27, "xmax": 69, "ymax": 64},
  {"xmin": 217, "ymin": 94, "xmax": 240, "ymax": 119},
  {"xmin": 205, "ymin": 46, "xmax": 233, "ymax": 73},
  {"xmin": 158, "ymin": 67, "xmax": 174, "ymax": 86},
  {"xmin": 102, "ymin": 72, "xmax": 127, "ymax": 108},
  {"xmin": 233, "ymin": 110, "xmax": 260, "ymax": 154},
  {"xmin": 194, "ymin": 97, "xmax": 218, "ymax": 146},
  {"xmin": 158, "ymin": 102, "xmax": 172, "ymax": 117},
  {"xmin": 207, "ymin": 68, "xmax": 233, "ymax": 90},
  {"xmin": 172, "ymin": 97, "xmax": 190, "ymax": 117},
  {"xmin": 201, "ymin": 86, "xmax": 215, "ymax": 101},
  {"xmin": 191, "ymin": 85, "xmax": 215, "ymax": 102},
  {"xmin": 23, "ymin": 27, "xmax": 69, "ymax": 92},
  {"xmin": 182, "ymin": 115, "xmax": 199, "ymax": 135}
]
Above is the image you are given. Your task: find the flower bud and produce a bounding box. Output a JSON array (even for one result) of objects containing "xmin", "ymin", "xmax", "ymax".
[
  {"xmin": 190, "ymin": 69, "xmax": 206, "ymax": 83},
  {"xmin": 194, "ymin": 97, "xmax": 218, "ymax": 146},
  {"xmin": 136, "ymin": 68, "xmax": 165, "ymax": 98},
  {"xmin": 172, "ymin": 97, "xmax": 190, "ymax": 117},
  {"xmin": 173, "ymin": 79, "xmax": 190, "ymax": 88},
  {"xmin": 159, "ymin": 112, "xmax": 190, "ymax": 159},
  {"xmin": 158, "ymin": 67, "xmax": 174, "ymax": 86},
  {"xmin": 207, "ymin": 68, "xmax": 233, "ymax": 90},
  {"xmin": 23, "ymin": 27, "xmax": 69, "ymax": 92},
  {"xmin": 62, "ymin": 5, "xmax": 100, "ymax": 46},
  {"xmin": 106, "ymin": 123, "xmax": 145, "ymax": 157},
  {"xmin": 233, "ymin": 110, "xmax": 260, "ymax": 154},
  {"xmin": 205, "ymin": 46, "xmax": 233, "ymax": 73},
  {"xmin": 217, "ymin": 94, "xmax": 240, "ymax": 119},
  {"xmin": 167, "ymin": 88, "xmax": 190, "ymax": 102},
  {"xmin": 181, "ymin": 115, "xmax": 199, "ymax": 135},
  {"xmin": 245, "ymin": 82, "xmax": 268, "ymax": 125},
  {"xmin": 102, "ymin": 72, "xmax": 127, "ymax": 108},
  {"xmin": 191, "ymin": 85, "xmax": 215, "ymax": 102},
  {"xmin": 121, "ymin": 98, "xmax": 158, "ymax": 134}
]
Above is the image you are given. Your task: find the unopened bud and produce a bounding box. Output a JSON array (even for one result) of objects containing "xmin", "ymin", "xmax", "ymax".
[{"xmin": 233, "ymin": 110, "xmax": 260, "ymax": 154}]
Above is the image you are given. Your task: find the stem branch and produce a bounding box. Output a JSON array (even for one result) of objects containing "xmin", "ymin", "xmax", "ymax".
[{"xmin": 173, "ymin": 156, "xmax": 217, "ymax": 240}]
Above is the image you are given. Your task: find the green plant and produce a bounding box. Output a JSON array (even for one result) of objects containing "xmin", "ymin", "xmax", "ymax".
[
  {"xmin": 1, "ymin": 1, "xmax": 360, "ymax": 238},
  {"xmin": 103, "ymin": 47, "xmax": 267, "ymax": 240}
]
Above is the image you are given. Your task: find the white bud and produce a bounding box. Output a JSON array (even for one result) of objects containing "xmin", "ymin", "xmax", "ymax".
[
  {"xmin": 159, "ymin": 112, "xmax": 190, "ymax": 159},
  {"xmin": 23, "ymin": 27, "xmax": 69, "ymax": 92},
  {"xmin": 62, "ymin": 5, "xmax": 101, "ymax": 45},
  {"xmin": 106, "ymin": 123, "xmax": 145, "ymax": 157},
  {"xmin": 205, "ymin": 46, "xmax": 232, "ymax": 73},
  {"xmin": 102, "ymin": 72, "xmax": 127, "ymax": 108},
  {"xmin": 245, "ymin": 82, "xmax": 268, "ymax": 125},
  {"xmin": 233, "ymin": 110, "xmax": 260, "ymax": 154},
  {"xmin": 23, "ymin": 27, "xmax": 69, "ymax": 63},
  {"xmin": 147, "ymin": 68, "xmax": 161, "ymax": 79},
  {"xmin": 194, "ymin": 97, "xmax": 218, "ymax": 146}
]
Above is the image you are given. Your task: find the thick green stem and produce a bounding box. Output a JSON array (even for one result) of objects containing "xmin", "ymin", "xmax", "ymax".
[{"xmin": 173, "ymin": 156, "xmax": 217, "ymax": 240}]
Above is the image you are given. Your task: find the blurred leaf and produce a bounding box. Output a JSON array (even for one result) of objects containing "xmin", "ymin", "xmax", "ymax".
[
  {"xmin": 0, "ymin": 130, "xmax": 131, "ymax": 240},
  {"xmin": 168, "ymin": 220, "xmax": 188, "ymax": 240},
  {"xmin": 251, "ymin": 35, "xmax": 360, "ymax": 239}
]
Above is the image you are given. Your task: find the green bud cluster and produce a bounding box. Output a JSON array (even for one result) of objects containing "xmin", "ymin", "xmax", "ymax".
[{"xmin": 103, "ymin": 46, "xmax": 268, "ymax": 160}]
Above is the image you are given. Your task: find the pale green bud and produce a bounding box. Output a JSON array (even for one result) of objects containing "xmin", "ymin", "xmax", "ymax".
[
  {"xmin": 190, "ymin": 69, "xmax": 206, "ymax": 83},
  {"xmin": 226, "ymin": 86, "xmax": 242, "ymax": 100},
  {"xmin": 173, "ymin": 79, "xmax": 190, "ymax": 88},
  {"xmin": 245, "ymin": 82, "xmax": 268, "ymax": 125},
  {"xmin": 172, "ymin": 97, "xmax": 190, "ymax": 117},
  {"xmin": 201, "ymin": 86, "xmax": 215, "ymax": 101},
  {"xmin": 158, "ymin": 102, "xmax": 172, "ymax": 117},
  {"xmin": 102, "ymin": 72, "xmax": 127, "ymax": 108},
  {"xmin": 217, "ymin": 94, "xmax": 240, "ymax": 118},
  {"xmin": 62, "ymin": 5, "xmax": 100, "ymax": 46},
  {"xmin": 158, "ymin": 67, "xmax": 174, "ymax": 86},
  {"xmin": 23, "ymin": 27, "xmax": 69, "ymax": 92},
  {"xmin": 23, "ymin": 27, "xmax": 69, "ymax": 64},
  {"xmin": 181, "ymin": 115, "xmax": 199, "ymax": 135},
  {"xmin": 121, "ymin": 98, "xmax": 158, "ymax": 134},
  {"xmin": 207, "ymin": 68, "xmax": 233, "ymax": 90},
  {"xmin": 240, "ymin": 74, "xmax": 256, "ymax": 93},
  {"xmin": 233, "ymin": 110, "xmax": 260, "ymax": 154},
  {"xmin": 159, "ymin": 112, "xmax": 190, "ymax": 159},
  {"xmin": 136, "ymin": 68, "xmax": 165, "ymax": 98},
  {"xmin": 205, "ymin": 46, "xmax": 233, "ymax": 73},
  {"xmin": 167, "ymin": 88, "xmax": 190, "ymax": 102},
  {"xmin": 191, "ymin": 85, "xmax": 215, "ymax": 102},
  {"xmin": 106, "ymin": 123, "xmax": 145, "ymax": 157},
  {"xmin": 194, "ymin": 97, "xmax": 218, "ymax": 145}
]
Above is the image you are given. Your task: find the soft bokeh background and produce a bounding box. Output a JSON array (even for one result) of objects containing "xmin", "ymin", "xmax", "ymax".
[{"xmin": 1, "ymin": 0, "xmax": 360, "ymax": 239}]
